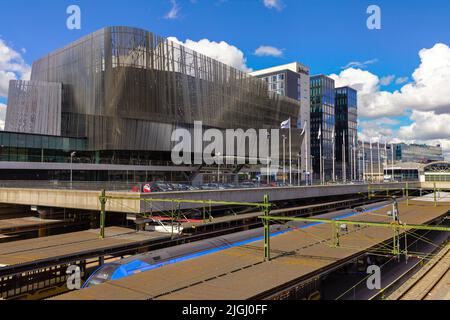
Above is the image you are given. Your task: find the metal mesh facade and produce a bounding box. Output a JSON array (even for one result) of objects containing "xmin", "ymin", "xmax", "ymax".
[
  {"xmin": 5, "ymin": 80, "xmax": 62, "ymax": 136},
  {"xmin": 27, "ymin": 26, "xmax": 301, "ymax": 152}
]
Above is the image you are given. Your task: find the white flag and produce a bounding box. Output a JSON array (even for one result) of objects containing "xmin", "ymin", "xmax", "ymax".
[
  {"xmin": 318, "ymin": 127, "xmax": 321, "ymax": 139},
  {"xmin": 300, "ymin": 120, "xmax": 307, "ymax": 135},
  {"xmin": 281, "ymin": 119, "xmax": 291, "ymax": 129},
  {"xmin": 331, "ymin": 128, "xmax": 335, "ymax": 140}
]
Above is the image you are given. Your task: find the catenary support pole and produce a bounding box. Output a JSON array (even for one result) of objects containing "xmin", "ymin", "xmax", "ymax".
[
  {"xmin": 99, "ymin": 189, "xmax": 106, "ymax": 239},
  {"xmin": 263, "ymin": 195, "xmax": 270, "ymax": 262}
]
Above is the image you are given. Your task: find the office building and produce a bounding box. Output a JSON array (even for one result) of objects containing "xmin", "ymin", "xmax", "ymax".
[
  {"xmin": 334, "ymin": 86, "xmax": 358, "ymax": 181},
  {"xmin": 250, "ymin": 62, "xmax": 311, "ymax": 181},
  {"xmin": 3, "ymin": 26, "xmax": 303, "ymax": 182},
  {"xmin": 310, "ymin": 75, "xmax": 335, "ymax": 182},
  {"xmin": 394, "ymin": 143, "xmax": 444, "ymax": 163}
]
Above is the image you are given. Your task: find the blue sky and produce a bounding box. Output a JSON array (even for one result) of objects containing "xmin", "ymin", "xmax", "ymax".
[{"xmin": 0, "ymin": 0, "xmax": 449, "ymax": 156}]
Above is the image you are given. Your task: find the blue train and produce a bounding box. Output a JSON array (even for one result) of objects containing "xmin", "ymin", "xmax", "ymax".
[{"xmin": 83, "ymin": 201, "xmax": 390, "ymax": 288}]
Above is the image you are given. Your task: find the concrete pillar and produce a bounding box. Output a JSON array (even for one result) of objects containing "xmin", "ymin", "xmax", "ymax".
[
  {"xmin": 90, "ymin": 211, "xmax": 97, "ymax": 229},
  {"xmin": 37, "ymin": 208, "xmax": 53, "ymax": 237}
]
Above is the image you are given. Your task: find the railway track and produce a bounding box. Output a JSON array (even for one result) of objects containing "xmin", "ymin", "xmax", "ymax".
[
  {"xmin": 394, "ymin": 242, "xmax": 450, "ymax": 300},
  {"xmin": 1, "ymin": 195, "xmax": 382, "ymax": 299}
]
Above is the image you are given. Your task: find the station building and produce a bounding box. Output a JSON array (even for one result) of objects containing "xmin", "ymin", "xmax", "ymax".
[{"xmin": 2, "ymin": 26, "xmax": 306, "ymax": 183}]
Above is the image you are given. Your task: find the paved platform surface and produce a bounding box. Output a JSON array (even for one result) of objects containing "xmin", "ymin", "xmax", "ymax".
[
  {"xmin": 0, "ymin": 217, "xmax": 61, "ymax": 234},
  {"xmin": 54, "ymin": 201, "xmax": 450, "ymax": 300},
  {"xmin": 0, "ymin": 227, "xmax": 170, "ymax": 267}
]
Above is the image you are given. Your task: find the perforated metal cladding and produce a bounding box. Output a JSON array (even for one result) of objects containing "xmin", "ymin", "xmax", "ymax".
[
  {"xmin": 29, "ymin": 26, "xmax": 301, "ymax": 151},
  {"xmin": 5, "ymin": 80, "xmax": 62, "ymax": 136}
]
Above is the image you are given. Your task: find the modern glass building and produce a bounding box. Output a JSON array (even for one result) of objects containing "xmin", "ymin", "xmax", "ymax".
[
  {"xmin": 3, "ymin": 26, "xmax": 303, "ymax": 182},
  {"xmin": 335, "ymin": 86, "xmax": 358, "ymax": 181},
  {"xmin": 250, "ymin": 62, "xmax": 311, "ymax": 181},
  {"xmin": 310, "ymin": 75, "xmax": 335, "ymax": 182},
  {"xmin": 394, "ymin": 143, "xmax": 444, "ymax": 163}
]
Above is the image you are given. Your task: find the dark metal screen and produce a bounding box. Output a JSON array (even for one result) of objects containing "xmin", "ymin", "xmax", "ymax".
[
  {"xmin": 29, "ymin": 26, "xmax": 301, "ymax": 152},
  {"xmin": 5, "ymin": 80, "xmax": 62, "ymax": 136}
]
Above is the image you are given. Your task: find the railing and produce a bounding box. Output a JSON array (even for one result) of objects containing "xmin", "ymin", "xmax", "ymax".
[{"xmin": 0, "ymin": 179, "xmax": 421, "ymax": 192}]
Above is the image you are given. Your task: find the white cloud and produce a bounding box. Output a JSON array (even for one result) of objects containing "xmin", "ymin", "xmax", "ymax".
[
  {"xmin": 398, "ymin": 110, "xmax": 450, "ymax": 141},
  {"xmin": 0, "ymin": 103, "xmax": 6, "ymax": 130},
  {"xmin": 0, "ymin": 38, "xmax": 31, "ymax": 98},
  {"xmin": 263, "ymin": 0, "xmax": 284, "ymax": 11},
  {"xmin": 334, "ymin": 44, "xmax": 450, "ymax": 159},
  {"xmin": 341, "ymin": 59, "xmax": 378, "ymax": 70},
  {"xmin": 395, "ymin": 76, "xmax": 408, "ymax": 85},
  {"xmin": 358, "ymin": 118, "xmax": 399, "ymax": 143},
  {"xmin": 254, "ymin": 46, "xmax": 283, "ymax": 57},
  {"xmin": 329, "ymin": 67, "xmax": 396, "ymax": 118},
  {"xmin": 165, "ymin": 0, "xmax": 180, "ymax": 20},
  {"xmin": 168, "ymin": 37, "xmax": 251, "ymax": 72},
  {"xmin": 331, "ymin": 43, "xmax": 450, "ymax": 119},
  {"xmin": 380, "ymin": 75, "xmax": 395, "ymax": 86}
]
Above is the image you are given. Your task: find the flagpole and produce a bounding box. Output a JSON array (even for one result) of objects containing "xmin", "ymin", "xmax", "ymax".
[
  {"xmin": 362, "ymin": 140, "xmax": 365, "ymax": 182},
  {"xmin": 358, "ymin": 140, "xmax": 362, "ymax": 181},
  {"xmin": 352, "ymin": 135, "xmax": 355, "ymax": 180},
  {"xmin": 289, "ymin": 117, "xmax": 292, "ymax": 185},
  {"xmin": 305, "ymin": 121, "xmax": 309, "ymax": 186},
  {"xmin": 384, "ymin": 139, "xmax": 387, "ymax": 179},
  {"xmin": 370, "ymin": 139, "xmax": 374, "ymax": 183},
  {"xmin": 284, "ymin": 135, "xmax": 287, "ymax": 183},
  {"xmin": 332, "ymin": 128, "xmax": 335, "ymax": 182},
  {"xmin": 353, "ymin": 135, "xmax": 357, "ymax": 180},
  {"xmin": 343, "ymin": 134, "xmax": 346, "ymax": 183},
  {"xmin": 350, "ymin": 137, "xmax": 353, "ymax": 182},
  {"xmin": 318, "ymin": 126, "xmax": 322, "ymax": 185},
  {"xmin": 391, "ymin": 143, "xmax": 394, "ymax": 181},
  {"xmin": 377, "ymin": 140, "xmax": 381, "ymax": 183}
]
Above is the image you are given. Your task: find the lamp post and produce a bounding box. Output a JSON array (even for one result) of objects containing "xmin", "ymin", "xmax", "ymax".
[{"xmin": 70, "ymin": 151, "xmax": 76, "ymax": 189}]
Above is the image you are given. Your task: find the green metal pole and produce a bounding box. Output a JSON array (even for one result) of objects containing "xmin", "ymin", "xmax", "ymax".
[
  {"xmin": 368, "ymin": 184, "xmax": 371, "ymax": 200},
  {"xmin": 209, "ymin": 201, "xmax": 212, "ymax": 222},
  {"xmin": 263, "ymin": 195, "xmax": 270, "ymax": 262},
  {"xmin": 99, "ymin": 189, "xmax": 106, "ymax": 239},
  {"xmin": 331, "ymin": 221, "xmax": 340, "ymax": 247},
  {"xmin": 171, "ymin": 201, "xmax": 174, "ymax": 239}
]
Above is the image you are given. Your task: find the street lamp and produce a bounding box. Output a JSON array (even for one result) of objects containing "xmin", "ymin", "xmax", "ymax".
[{"xmin": 70, "ymin": 151, "xmax": 76, "ymax": 188}]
